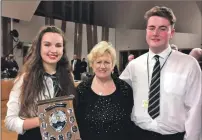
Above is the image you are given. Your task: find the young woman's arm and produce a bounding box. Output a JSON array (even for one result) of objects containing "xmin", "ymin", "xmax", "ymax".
[
  {"xmin": 5, "ymin": 75, "xmax": 40, "ymax": 134},
  {"xmin": 23, "ymin": 117, "xmax": 39, "ymax": 130}
]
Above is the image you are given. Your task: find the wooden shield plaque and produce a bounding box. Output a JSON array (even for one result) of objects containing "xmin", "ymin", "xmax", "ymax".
[{"xmin": 37, "ymin": 95, "xmax": 81, "ymax": 140}]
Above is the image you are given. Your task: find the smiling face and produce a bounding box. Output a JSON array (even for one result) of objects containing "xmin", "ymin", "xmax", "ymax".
[
  {"xmin": 146, "ymin": 16, "xmax": 175, "ymax": 53},
  {"xmin": 92, "ymin": 53, "xmax": 114, "ymax": 79},
  {"xmin": 40, "ymin": 32, "xmax": 64, "ymax": 69}
]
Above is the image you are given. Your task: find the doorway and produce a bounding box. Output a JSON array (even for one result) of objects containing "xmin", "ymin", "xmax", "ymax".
[{"xmin": 119, "ymin": 49, "xmax": 148, "ymax": 72}]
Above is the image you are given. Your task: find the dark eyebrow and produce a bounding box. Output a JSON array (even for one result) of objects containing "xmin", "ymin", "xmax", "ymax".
[
  {"xmin": 55, "ymin": 43, "xmax": 63, "ymax": 46},
  {"xmin": 42, "ymin": 42, "xmax": 62, "ymax": 45},
  {"xmin": 148, "ymin": 25, "xmax": 168, "ymax": 28},
  {"xmin": 42, "ymin": 41, "xmax": 50, "ymax": 44},
  {"xmin": 148, "ymin": 25, "xmax": 155, "ymax": 28},
  {"xmin": 159, "ymin": 26, "xmax": 167, "ymax": 28}
]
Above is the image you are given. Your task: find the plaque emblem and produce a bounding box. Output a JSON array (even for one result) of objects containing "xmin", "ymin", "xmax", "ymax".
[
  {"xmin": 71, "ymin": 126, "xmax": 78, "ymax": 133},
  {"xmin": 58, "ymin": 134, "xmax": 64, "ymax": 140},
  {"xmin": 43, "ymin": 131, "xmax": 49, "ymax": 139},
  {"xmin": 49, "ymin": 110, "xmax": 67, "ymax": 132},
  {"xmin": 39, "ymin": 113, "xmax": 45, "ymax": 120},
  {"xmin": 66, "ymin": 132, "xmax": 72, "ymax": 140},
  {"xmin": 49, "ymin": 136, "xmax": 56, "ymax": 140},
  {"xmin": 67, "ymin": 108, "xmax": 73, "ymax": 114},
  {"xmin": 69, "ymin": 116, "xmax": 75, "ymax": 124},
  {"xmin": 38, "ymin": 96, "xmax": 81, "ymax": 140},
  {"xmin": 41, "ymin": 122, "xmax": 47, "ymax": 129}
]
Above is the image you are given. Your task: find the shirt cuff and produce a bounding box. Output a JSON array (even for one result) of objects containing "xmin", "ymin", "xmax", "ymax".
[{"xmin": 16, "ymin": 118, "xmax": 26, "ymax": 134}]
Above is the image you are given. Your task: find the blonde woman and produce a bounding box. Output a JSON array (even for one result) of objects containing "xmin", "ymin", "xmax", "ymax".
[{"xmin": 75, "ymin": 41, "xmax": 136, "ymax": 140}]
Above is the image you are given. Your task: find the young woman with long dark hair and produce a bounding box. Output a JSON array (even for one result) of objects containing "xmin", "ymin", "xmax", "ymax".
[{"xmin": 5, "ymin": 26, "xmax": 76, "ymax": 140}]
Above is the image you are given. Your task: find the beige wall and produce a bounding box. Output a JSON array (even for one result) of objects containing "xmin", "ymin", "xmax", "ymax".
[
  {"xmin": 10, "ymin": 16, "xmax": 115, "ymax": 71},
  {"xmin": 115, "ymin": 29, "xmax": 201, "ymax": 66}
]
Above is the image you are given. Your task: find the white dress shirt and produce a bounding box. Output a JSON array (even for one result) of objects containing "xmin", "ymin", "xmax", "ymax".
[
  {"xmin": 5, "ymin": 74, "xmax": 55, "ymax": 134},
  {"xmin": 72, "ymin": 59, "xmax": 77, "ymax": 71},
  {"xmin": 120, "ymin": 46, "xmax": 202, "ymax": 140}
]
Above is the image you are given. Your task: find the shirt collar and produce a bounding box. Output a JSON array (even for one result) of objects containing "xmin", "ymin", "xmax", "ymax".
[
  {"xmin": 148, "ymin": 45, "xmax": 172, "ymax": 61},
  {"xmin": 44, "ymin": 72, "xmax": 57, "ymax": 79}
]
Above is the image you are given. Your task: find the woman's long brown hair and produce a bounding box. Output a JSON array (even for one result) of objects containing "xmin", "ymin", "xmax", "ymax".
[{"xmin": 18, "ymin": 26, "xmax": 76, "ymax": 117}]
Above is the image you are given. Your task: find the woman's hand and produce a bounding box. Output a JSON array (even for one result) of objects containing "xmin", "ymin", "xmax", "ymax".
[{"xmin": 23, "ymin": 117, "xmax": 40, "ymax": 131}]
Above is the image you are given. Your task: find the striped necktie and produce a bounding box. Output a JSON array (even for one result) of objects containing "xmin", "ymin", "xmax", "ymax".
[{"xmin": 148, "ymin": 55, "xmax": 160, "ymax": 119}]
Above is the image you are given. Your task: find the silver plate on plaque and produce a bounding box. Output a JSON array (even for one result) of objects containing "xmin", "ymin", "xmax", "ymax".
[{"xmin": 49, "ymin": 110, "xmax": 67, "ymax": 132}]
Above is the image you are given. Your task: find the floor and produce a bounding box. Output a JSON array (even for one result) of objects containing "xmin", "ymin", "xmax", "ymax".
[{"xmin": 1, "ymin": 100, "xmax": 18, "ymax": 140}]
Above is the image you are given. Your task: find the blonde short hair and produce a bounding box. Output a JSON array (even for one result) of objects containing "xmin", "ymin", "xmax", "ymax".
[{"xmin": 87, "ymin": 41, "xmax": 116, "ymax": 67}]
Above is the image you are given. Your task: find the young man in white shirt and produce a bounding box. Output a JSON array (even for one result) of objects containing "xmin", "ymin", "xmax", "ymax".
[{"xmin": 120, "ymin": 6, "xmax": 201, "ymax": 140}]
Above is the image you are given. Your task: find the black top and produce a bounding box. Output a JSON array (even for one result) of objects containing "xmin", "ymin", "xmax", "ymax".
[
  {"xmin": 7, "ymin": 60, "xmax": 19, "ymax": 70},
  {"xmin": 80, "ymin": 61, "xmax": 87, "ymax": 73},
  {"xmin": 75, "ymin": 75, "xmax": 135, "ymax": 140},
  {"xmin": 2, "ymin": 59, "xmax": 19, "ymax": 78},
  {"xmin": 71, "ymin": 59, "xmax": 81, "ymax": 73}
]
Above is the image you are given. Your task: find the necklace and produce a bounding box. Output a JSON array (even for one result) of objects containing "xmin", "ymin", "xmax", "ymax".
[
  {"xmin": 94, "ymin": 76, "xmax": 113, "ymax": 96},
  {"xmin": 98, "ymin": 92, "xmax": 103, "ymax": 96}
]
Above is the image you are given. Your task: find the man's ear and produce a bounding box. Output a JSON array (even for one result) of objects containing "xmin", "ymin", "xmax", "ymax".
[{"xmin": 170, "ymin": 28, "xmax": 175, "ymax": 39}]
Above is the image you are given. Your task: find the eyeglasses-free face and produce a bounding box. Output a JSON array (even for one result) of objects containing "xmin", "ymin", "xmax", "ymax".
[
  {"xmin": 146, "ymin": 16, "xmax": 175, "ymax": 53},
  {"xmin": 91, "ymin": 53, "xmax": 114, "ymax": 79}
]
